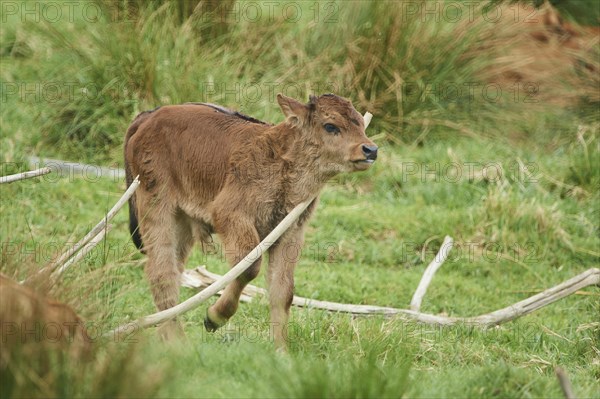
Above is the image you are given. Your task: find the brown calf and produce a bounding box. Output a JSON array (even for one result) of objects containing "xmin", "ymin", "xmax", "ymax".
[{"xmin": 124, "ymin": 94, "xmax": 377, "ymax": 349}]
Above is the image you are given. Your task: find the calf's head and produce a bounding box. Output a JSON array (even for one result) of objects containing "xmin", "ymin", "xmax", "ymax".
[{"xmin": 277, "ymin": 93, "xmax": 378, "ymax": 176}]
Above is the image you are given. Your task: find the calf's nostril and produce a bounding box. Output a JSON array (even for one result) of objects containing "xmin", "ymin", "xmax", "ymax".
[{"xmin": 362, "ymin": 144, "xmax": 378, "ymax": 160}]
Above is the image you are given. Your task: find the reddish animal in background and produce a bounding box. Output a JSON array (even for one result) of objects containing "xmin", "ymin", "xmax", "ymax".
[{"xmin": 0, "ymin": 274, "xmax": 91, "ymax": 375}]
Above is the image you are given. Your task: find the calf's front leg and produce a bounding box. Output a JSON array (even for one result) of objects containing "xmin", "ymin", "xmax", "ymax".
[
  {"xmin": 205, "ymin": 214, "xmax": 261, "ymax": 331},
  {"xmin": 267, "ymin": 228, "xmax": 304, "ymax": 351}
]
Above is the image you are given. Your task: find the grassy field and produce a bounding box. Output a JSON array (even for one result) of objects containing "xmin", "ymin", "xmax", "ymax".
[{"xmin": 1, "ymin": 1, "xmax": 599, "ymax": 398}]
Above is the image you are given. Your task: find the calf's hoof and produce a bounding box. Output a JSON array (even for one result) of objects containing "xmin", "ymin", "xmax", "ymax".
[
  {"xmin": 204, "ymin": 307, "xmax": 228, "ymax": 332},
  {"xmin": 204, "ymin": 316, "xmax": 220, "ymax": 332}
]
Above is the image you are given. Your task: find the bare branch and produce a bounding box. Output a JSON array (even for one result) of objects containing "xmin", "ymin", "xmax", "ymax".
[
  {"xmin": 410, "ymin": 235, "xmax": 454, "ymax": 311},
  {"xmin": 106, "ymin": 108, "xmax": 597, "ymax": 335},
  {"xmin": 182, "ymin": 266, "xmax": 600, "ymax": 326},
  {"xmin": 28, "ymin": 156, "xmax": 125, "ymax": 179},
  {"xmin": 0, "ymin": 167, "xmax": 51, "ymax": 184}
]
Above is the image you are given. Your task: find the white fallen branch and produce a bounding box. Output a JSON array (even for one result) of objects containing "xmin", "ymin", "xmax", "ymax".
[
  {"xmin": 106, "ymin": 108, "xmax": 597, "ymax": 335},
  {"xmin": 52, "ymin": 224, "xmax": 112, "ymax": 278},
  {"xmin": 182, "ymin": 266, "xmax": 600, "ymax": 326},
  {"xmin": 181, "ymin": 267, "xmax": 265, "ymax": 303},
  {"xmin": 105, "ymin": 198, "xmax": 314, "ymax": 339},
  {"xmin": 0, "ymin": 167, "xmax": 51, "ymax": 184},
  {"xmin": 28, "ymin": 156, "xmax": 125, "ymax": 179},
  {"xmin": 410, "ymin": 235, "xmax": 454, "ymax": 311},
  {"xmin": 39, "ymin": 176, "xmax": 140, "ymax": 277}
]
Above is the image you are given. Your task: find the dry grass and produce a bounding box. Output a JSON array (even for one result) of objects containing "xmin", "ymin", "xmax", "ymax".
[{"xmin": 468, "ymin": 2, "xmax": 599, "ymax": 105}]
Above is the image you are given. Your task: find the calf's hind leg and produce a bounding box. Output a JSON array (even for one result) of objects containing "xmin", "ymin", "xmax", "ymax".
[
  {"xmin": 175, "ymin": 211, "xmax": 194, "ymax": 272},
  {"xmin": 205, "ymin": 215, "xmax": 261, "ymax": 331},
  {"xmin": 139, "ymin": 200, "xmax": 185, "ymax": 339}
]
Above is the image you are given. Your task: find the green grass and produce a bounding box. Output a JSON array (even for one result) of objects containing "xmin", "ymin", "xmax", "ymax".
[
  {"xmin": 1, "ymin": 1, "xmax": 599, "ymax": 398},
  {"xmin": 2, "ymin": 135, "xmax": 598, "ymax": 397}
]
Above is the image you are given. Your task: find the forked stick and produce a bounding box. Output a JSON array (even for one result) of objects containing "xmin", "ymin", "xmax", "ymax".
[
  {"xmin": 106, "ymin": 112, "xmax": 376, "ymax": 337},
  {"xmin": 38, "ymin": 176, "xmax": 140, "ymax": 278},
  {"xmin": 53, "ymin": 225, "xmax": 111, "ymax": 278},
  {"xmin": 0, "ymin": 167, "xmax": 51, "ymax": 184},
  {"xmin": 410, "ymin": 235, "xmax": 454, "ymax": 311},
  {"xmin": 182, "ymin": 266, "xmax": 600, "ymax": 326}
]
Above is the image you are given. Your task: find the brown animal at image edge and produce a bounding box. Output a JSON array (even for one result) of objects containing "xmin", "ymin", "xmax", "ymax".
[{"xmin": 124, "ymin": 93, "xmax": 377, "ymax": 349}]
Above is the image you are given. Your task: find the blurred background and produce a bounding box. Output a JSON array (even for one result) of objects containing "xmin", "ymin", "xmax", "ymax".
[{"xmin": 1, "ymin": 0, "xmax": 598, "ymax": 161}]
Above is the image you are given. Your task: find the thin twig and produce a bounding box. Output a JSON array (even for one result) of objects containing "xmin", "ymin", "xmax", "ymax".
[
  {"xmin": 404, "ymin": 118, "xmax": 482, "ymax": 139},
  {"xmin": 182, "ymin": 266, "xmax": 600, "ymax": 326},
  {"xmin": 555, "ymin": 367, "xmax": 576, "ymax": 399},
  {"xmin": 0, "ymin": 167, "xmax": 51, "ymax": 184},
  {"xmin": 410, "ymin": 235, "xmax": 453, "ymax": 311}
]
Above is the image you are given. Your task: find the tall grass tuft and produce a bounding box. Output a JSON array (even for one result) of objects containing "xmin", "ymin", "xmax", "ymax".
[
  {"xmin": 3, "ymin": 0, "xmax": 597, "ymax": 162},
  {"xmin": 2, "ymin": 339, "xmax": 166, "ymax": 398},
  {"xmin": 268, "ymin": 352, "xmax": 411, "ymax": 399}
]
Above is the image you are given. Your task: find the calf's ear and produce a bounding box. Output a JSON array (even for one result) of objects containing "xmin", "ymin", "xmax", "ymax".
[{"xmin": 277, "ymin": 93, "xmax": 309, "ymax": 126}]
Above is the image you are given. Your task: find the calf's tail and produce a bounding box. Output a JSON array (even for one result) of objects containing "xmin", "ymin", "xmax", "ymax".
[{"xmin": 124, "ymin": 115, "xmax": 146, "ymax": 254}]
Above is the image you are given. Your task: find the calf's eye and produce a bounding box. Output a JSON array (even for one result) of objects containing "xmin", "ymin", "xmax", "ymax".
[{"xmin": 323, "ymin": 123, "xmax": 340, "ymax": 134}]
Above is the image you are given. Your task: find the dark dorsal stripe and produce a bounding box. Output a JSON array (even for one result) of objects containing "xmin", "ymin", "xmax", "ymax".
[
  {"xmin": 185, "ymin": 102, "xmax": 271, "ymax": 126},
  {"xmin": 134, "ymin": 106, "xmax": 162, "ymax": 119}
]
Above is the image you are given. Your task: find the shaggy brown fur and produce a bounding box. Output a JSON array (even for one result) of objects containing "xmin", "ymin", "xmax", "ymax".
[{"xmin": 124, "ymin": 94, "xmax": 377, "ymax": 349}]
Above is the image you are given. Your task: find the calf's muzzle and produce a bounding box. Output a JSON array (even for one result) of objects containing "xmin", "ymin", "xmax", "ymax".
[{"xmin": 361, "ymin": 144, "xmax": 378, "ymax": 161}]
